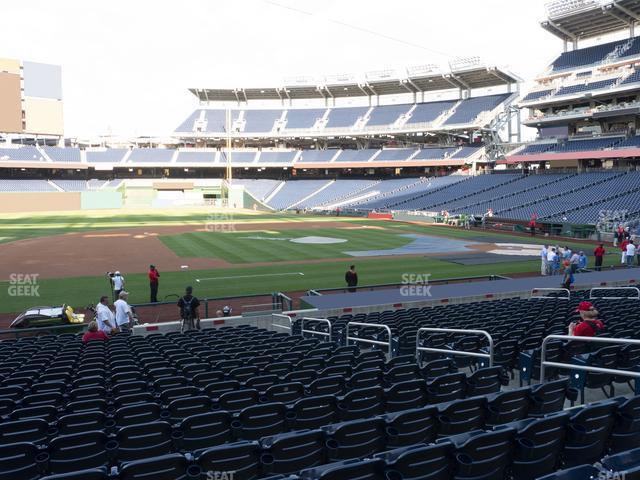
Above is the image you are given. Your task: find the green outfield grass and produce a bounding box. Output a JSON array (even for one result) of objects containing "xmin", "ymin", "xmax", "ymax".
[
  {"xmin": 160, "ymin": 226, "xmax": 415, "ymax": 263},
  {"xmin": 0, "ymin": 256, "xmax": 544, "ymax": 314},
  {"xmin": 0, "ymin": 209, "xmax": 361, "ymax": 244},
  {"xmin": 0, "ymin": 209, "xmax": 616, "ymax": 315}
]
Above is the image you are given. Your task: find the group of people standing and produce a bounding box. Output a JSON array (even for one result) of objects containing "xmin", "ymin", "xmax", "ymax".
[
  {"xmin": 82, "ymin": 292, "xmax": 135, "ymax": 343},
  {"xmin": 540, "ymin": 245, "xmax": 588, "ymax": 276}
]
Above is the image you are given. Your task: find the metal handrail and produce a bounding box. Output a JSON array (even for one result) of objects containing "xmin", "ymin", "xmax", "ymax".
[
  {"xmin": 589, "ymin": 287, "xmax": 640, "ymax": 300},
  {"xmin": 302, "ymin": 317, "xmax": 332, "ymax": 342},
  {"xmin": 346, "ymin": 322, "xmax": 393, "ymax": 358},
  {"xmin": 416, "ymin": 327, "xmax": 493, "ymax": 367},
  {"xmin": 531, "ymin": 288, "xmax": 571, "ymax": 299},
  {"xmin": 271, "ymin": 313, "xmax": 293, "ymax": 332},
  {"xmin": 540, "ymin": 334, "xmax": 640, "ymax": 382}
]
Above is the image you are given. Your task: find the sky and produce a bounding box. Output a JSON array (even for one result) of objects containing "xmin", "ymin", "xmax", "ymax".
[{"xmin": 0, "ymin": 0, "xmax": 582, "ymax": 138}]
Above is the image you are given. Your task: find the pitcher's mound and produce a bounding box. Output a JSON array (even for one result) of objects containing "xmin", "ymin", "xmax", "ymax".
[{"xmin": 290, "ymin": 236, "xmax": 347, "ymax": 244}]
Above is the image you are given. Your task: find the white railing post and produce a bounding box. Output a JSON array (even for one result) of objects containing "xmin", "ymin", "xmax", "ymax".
[
  {"xmin": 415, "ymin": 327, "xmax": 494, "ymax": 367},
  {"xmin": 540, "ymin": 334, "xmax": 640, "ymax": 384},
  {"xmin": 302, "ymin": 317, "xmax": 332, "ymax": 342},
  {"xmin": 271, "ymin": 313, "xmax": 294, "ymax": 334},
  {"xmin": 530, "ymin": 288, "xmax": 571, "ymax": 299},
  {"xmin": 589, "ymin": 287, "xmax": 640, "ymax": 300},
  {"xmin": 346, "ymin": 322, "xmax": 393, "ymax": 359}
]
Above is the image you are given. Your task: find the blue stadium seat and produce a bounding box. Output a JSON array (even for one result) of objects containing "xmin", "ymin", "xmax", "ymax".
[
  {"xmin": 383, "ymin": 405, "xmax": 438, "ymax": 447},
  {"xmin": 299, "ymin": 458, "xmax": 386, "ymax": 480},
  {"xmin": 377, "ymin": 441, "xmax": 454, "ymax": 480},
  {"xmin": 261, "ymin": 429, "xmax": 325, "ymax": 475},
  {"xmin": 46, "ymin": 431, "xmax": 111, "ymax": 475},
  {"xmin": 323, "ymin": 417, "xmax": 387, "ymax": 461},
  {"xmin": 234, "ymin": 403, "xmax": 288, "ymax": 440},
  {"xmin": 118, "ymin": 453, "xmax": 192, "ymax": 480},
  {"xmin": 195, "ymin": 441, "xmax": 261, "ymax": 480}
]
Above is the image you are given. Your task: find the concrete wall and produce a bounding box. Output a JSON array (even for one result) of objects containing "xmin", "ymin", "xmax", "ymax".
[
  {"xmin": 0, "ymin": 192, "xmax": 80, "ymax": 213},
  {"xmin": 0, "ymin": 72, "xmax": 22, "ymax": 133},
  {"xmin": 24, "ymin": 97, "xmax": 64, "ymax": 135},
  {"xmin": 0, "ymin": 57, "xmax": 20, "ymax": 75}
]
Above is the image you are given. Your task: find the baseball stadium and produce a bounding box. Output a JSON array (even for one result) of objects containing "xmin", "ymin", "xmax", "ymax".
[{"xmin": 2, "ymin": 1, "xmax": 640, "ymax": 479}]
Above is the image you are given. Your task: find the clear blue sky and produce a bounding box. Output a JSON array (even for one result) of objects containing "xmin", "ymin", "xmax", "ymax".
[{"xmin": 2, "ymin": 0, "xmax": 578, "ymax": 138}]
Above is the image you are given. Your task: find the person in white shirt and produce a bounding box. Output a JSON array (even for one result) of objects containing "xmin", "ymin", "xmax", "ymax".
[
  {"xmin": 114, "ymin": 291, "xmax": 134, "ymax": 332},
  {"xmin": 111, "ymin": 271, "xmax": 125, "ymax": 300},
  {"xmin": 547, "ymin": 247, "xmax": 557, "ymax": 275},
  {"xmin": 569, "ymin": 252, "xmax": 580, "ymax": 274},
  {"xmin": 540, "ymin": 245, "xmax": 548, "ymax": 276},
  {"xmin": 95, "ymin": 295, "xmax": 115, "ymax": 334},
  {"xmin": 626, "ymin": 241, "xmax": 636, "ymax": 267}
]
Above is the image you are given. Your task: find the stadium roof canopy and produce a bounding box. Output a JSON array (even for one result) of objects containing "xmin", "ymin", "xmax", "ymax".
[
  {"xmin": 541, "ymin": 0, "xmax": 640, "ymax": 42},
  {"xmin": 189, "ymin": 63, "xmax": 521, "ymax": 103}
]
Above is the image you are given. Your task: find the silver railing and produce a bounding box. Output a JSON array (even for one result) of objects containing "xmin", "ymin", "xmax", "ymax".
[
  {"xmin": 416, "ymin": 327, "xmax": 494, "ymax": 367},
  {"xmin": 302, "ymin": 317, "xmax": 332, "ymax": 342},
  {"xmin": 271, "ymin": 313, "xmax": 293, "ymax": 332},
  {"xmin": 540, "ymin": 335, "xmax": 640, "ymax": 383},
  {"xmin": 531, "ymin": 288, "xmax": 571, "ymax": 299},
  {"xmin": 346, "ymin": 322, "xmax": 393, "ymax": 359},
  {"xmin": 589, "ymin": 287, "xmax": 640, "ymax": 300}
]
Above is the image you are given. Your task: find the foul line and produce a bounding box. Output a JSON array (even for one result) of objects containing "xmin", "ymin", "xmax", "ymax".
[{"xmin": 196, "ymin": 272, "xmax": 305, "ymax": 282}]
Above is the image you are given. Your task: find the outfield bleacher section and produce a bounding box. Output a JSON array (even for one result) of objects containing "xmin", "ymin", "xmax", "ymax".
[
  {"xmin": 128, "ymin": 148, "xmax": 174, "ymax": 163},
  {"xmin": 175, "ymin": 93, "xmax": 514, "ymax": 136},
  {"xmin": 231, "ymin": 179, "xmax": 282, "ymax": 202},
  {"xmin": 86, "ymin": 149, "xmax": 127, "ymax": 164},
  {"xmin": 0, "ymin": 180, "xmax": 56, "ymax": 192},
  {"xmin": 0, "ymin": 146, "xmax": 45, "ymax": 162},
  {"xmin": 268, "ymin": 179, "xmax": 332, "ymax": 210},
  {"xmin": 42, "ymin": 147, "xmax": 81, "ymax": 163}
]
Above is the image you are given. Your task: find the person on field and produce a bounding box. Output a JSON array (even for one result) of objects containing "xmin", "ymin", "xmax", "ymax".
[
  {"xmin": 626, "ymin": 240, "xmax": 636, "ymax": 267},
  {"xmin": 95, "ymin": 295, "xmax": 116, "ymax": 334},
  {"xmin": 577, "ymin": 251, "xmax": 588, "ymax": 272},
  {"xmin": 112, "ymin": 271, "xmax": 125, "ymax": 299},
  {"xmin": 541, "ymin": 245, "xmax": 549, "ymax": 276},
  {"xmin": 546, "ymin": 246, "xmax": 556, "ymax": 275},
  {"xmin": 562, "ymin": 261, "xmax": 574, "ymax": 290},
  {"xmin": 82, "ymin": 321, "xmax": 109, "ymax": 343},
  {"xmin": 114, "ymin": 291, "xmax": 134, "ymax": 332},
  {"xmin": 148, "ymin": 264, "xmax": 160, "ymax": 303},
  {"xmin": 614, "ymin": 224, "xmax": 623, "ymax": 247},
  {"xmin": 594, "ymin": 243, "xmax": 605, "ymax": 271},
  {"xmin": 621, "ymin": 236, "xmax": 630, "ymax": 265},
  {"xmin": 345, "ymin": 265, "xmax": 358, "ymax": 293},
  {"xmin": 551, "ymin": 248, "xmax": 561, "ymax": 275},
  {"xmin": 178, "ymin": 286, "xmax": 201, "ymax": 330},
  {"xmin": 569, "ymin": 250, "xmax": 580, "ymax": 274}
]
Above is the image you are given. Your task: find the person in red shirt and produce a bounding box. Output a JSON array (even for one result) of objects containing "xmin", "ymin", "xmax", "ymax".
[
  {"xmin": 569, "ymin": 301, "xmax": 604, "ymax": 337},
  {"xmin": 593, "ymin": 243, "xmax": 606, "ymax": 271},
  {"xmin": 149, "ymin": 264, "xmax": 160, "ymax": 303},
  {"xmin": 82, "ymin": 321, "xmax": 109, "ymax": 343}
]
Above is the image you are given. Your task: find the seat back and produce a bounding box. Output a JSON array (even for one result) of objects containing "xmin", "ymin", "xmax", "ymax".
[
  {"xmin": 260, "ymin": 429, "xmax": 325, "ymax": 475},
  {"xmin": 178, "ymin": 411, "xmax": 232, "ymax": 452}
]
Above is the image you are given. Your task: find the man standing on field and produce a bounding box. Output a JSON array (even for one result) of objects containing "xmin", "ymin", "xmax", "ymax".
[
  {"xmin": 345, "ymin": 265, "xmax": 358, "ymax": 293},
  {"xmin": 148, "ymin": 265, "xmax": 160, "ymax": 303}
]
